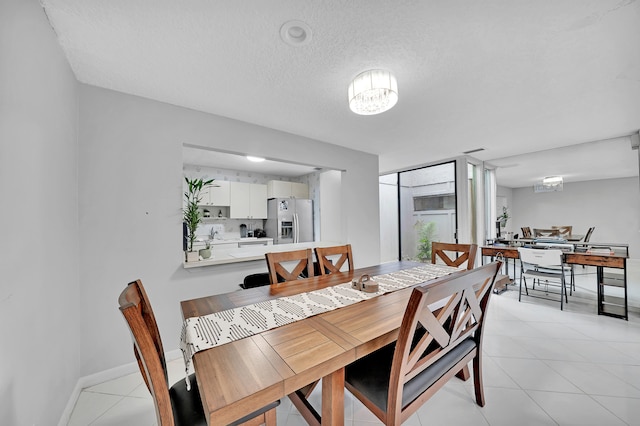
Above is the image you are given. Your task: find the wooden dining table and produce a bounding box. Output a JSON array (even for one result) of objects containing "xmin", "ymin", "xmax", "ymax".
[{"xmin": 180, "ymin": 261, "xmax": 461, "ymax": 425}]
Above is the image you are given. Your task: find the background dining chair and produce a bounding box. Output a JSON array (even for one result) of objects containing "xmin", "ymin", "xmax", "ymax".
[
  {"xmin": 552, "ymin": 225, "xmax": 572, "ymax": 238},
  {"xmin": 344, "ymin": 262, "xmax": 501, "ymax": 425},
  {"xmin": 265, "ymin": 249, "xmax": 314, "ymax": 283},
  {"xmin": 431, "ymin": 242, "xmax": 478, "ymax": 270},
  {"xmin": 118, "ymin": 279, "xmax": 279, "ymax": 426},
  {"xmin": 521, "ymin": 227, "xmax": 532, "ymax": 238},
  {"xmin": 517, "ymin": 247, "xmax": 569, "ymax": 310},
  {"xmin": 533, "ymin": 228, "xmax": 560, "ymax": 238},
  {"xmin": 584, "ymin": 226, "xmax": 595, "ymax": 242},
  {"xmin": 315, "ymin": 244, "xmax": 354, "ymax": 275}
]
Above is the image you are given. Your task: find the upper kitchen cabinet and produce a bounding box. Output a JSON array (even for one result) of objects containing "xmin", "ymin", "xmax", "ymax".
[
  {"xmin": 291, "ymin": 182, "xmax": 309, "ymax": 198},
  {"xmin": 267, "ymin": 180, "xmax": 309, "ymax": 199},
  {"xmin": 229, "ymin": 182, "xmax": 267, "ymax": 219},
  {"xmin": 200, "ymin": 180, "xmax": 230, "ymax": 206}
]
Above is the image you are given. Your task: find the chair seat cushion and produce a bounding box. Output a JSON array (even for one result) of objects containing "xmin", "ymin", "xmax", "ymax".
[
  {"xmin": 170, "ymin": 374, "xmax": 207, "ymax": 426},
  {"xmin": 170, "ymin": 374, "xmax": 280, "ymax": 426},
  {"xmin": 240, "ymin": 272, "xmax": 271, "ymax": 289},
  {"xmin": 345, "ymin": 337, "xmax": 476, "ymax": 412}
]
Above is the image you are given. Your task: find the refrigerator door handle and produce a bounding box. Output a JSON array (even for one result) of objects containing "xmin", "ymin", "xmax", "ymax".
[{"xmin": 294, "ymin": 213, "xmax": 299, "ymax": 244}]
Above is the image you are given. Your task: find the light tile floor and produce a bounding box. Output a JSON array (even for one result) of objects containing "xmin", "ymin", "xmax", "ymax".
[{"xmin": 68, "ymin": 266, "xmax": 640, "ymax": 425}]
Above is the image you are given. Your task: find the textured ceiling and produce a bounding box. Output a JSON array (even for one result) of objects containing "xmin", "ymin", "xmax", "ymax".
[{"xmin": 42, "ymin": 0, "xmax": 640, "ymax": 180}]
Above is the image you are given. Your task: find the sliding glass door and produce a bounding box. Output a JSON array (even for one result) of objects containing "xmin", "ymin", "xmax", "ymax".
[
  {"xmin": 378, "ymin": 161, "xmax": 459, "ymax": 262},
  {"xmin": 399, "ymin": 162, "xmax": 457, "ymax": 261}
]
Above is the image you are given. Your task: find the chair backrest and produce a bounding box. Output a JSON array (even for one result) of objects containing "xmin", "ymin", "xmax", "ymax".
[
  {"xmin": 584, "ymin": 226, "xmax": 595, "ymax": 242},
  {"xmin": 521, "ymin": 227, "xmax": 532, "ymax": 238},
  {"xmin": 315, "ymin": 244, "xmax": 354, "ymax": 275},
  {"xmin": 533, "ymin": 228, "xmax": 560, "ymax": 237},
  {"xmin": 431, "ymin": 242, "xmax": 478, "ymax": 270},
  {"xmin": 552, "ymin": 225, "xmax": 572, "ymax": 237},
  {"xmin": 118, "ymin": 280, "xmax": 173, "ymax": 425},
  {"xmin": 265, "ymin": 249, "xmax": 314, "ymax": 284},
  {"xmin": 386, "ymin": 261, "xmax": 501, "ymax": 421},
  {"xmin": 518, "ymin": 247, "xmax": 564, "ymax": 268}
]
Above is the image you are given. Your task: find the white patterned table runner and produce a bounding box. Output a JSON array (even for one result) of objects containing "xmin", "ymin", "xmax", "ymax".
[{"xmin": 180, "ymin": 264, "xmax": 460, "ymax": 388}]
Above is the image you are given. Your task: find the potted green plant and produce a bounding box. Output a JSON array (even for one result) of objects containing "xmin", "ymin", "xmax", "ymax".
[
  {"xmin": 183, "ymin": 177, "xmax": 214, "ymax": 262},
  {"xmin": 499, "ymin": 206, "xmax": 510, "ymax": 228},
  {"xmin": 415, "ymin": 220, "xmax": 437, "ymax": 262}
]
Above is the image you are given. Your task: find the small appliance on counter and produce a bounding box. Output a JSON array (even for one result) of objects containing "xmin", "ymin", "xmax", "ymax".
[
  {"xmin": 239, "ymin": 224, "xmax": 247, "ymax": 238},
  {"xmin": 254, "ymin": 228, "xmax": 266, "ymax": 238}
]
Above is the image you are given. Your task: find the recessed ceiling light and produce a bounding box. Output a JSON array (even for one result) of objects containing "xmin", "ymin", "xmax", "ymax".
[
  {"xmin": 280, "ymin": 20, "xmax": 312, "ymax": 46},
  {"xmin": 246, "ymin": 156, "xmax": 265, "ymax": 163}
]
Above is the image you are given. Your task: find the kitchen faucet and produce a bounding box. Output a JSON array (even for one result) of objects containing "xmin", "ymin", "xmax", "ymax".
[{"xmin": 210, "ymin": 228, "xmax": 218, "ymax": 239}]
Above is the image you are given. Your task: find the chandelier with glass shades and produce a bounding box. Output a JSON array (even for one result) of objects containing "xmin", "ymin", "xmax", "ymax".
[{"xmin": 348, "ymin": 69, "xmax": 398, "ymax": 115}]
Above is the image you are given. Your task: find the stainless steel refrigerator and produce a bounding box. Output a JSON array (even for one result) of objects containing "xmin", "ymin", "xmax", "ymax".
[{"xmin": 265, "ymin": 198, "xmax": 313, "ymax": 244}]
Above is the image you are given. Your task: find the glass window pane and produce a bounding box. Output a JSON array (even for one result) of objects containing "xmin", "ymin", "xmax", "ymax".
[{"xmin": 399, "ymin": 162, "xmax": 456, "ymax": 262}]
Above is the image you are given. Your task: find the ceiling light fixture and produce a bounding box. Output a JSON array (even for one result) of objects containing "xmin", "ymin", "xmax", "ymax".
[
  {"xmin": 246, "ymin": 156, "xmax": 265, "ymax": 163},
  {"xmin": 542, "ymin": 176, "xmax": 563, "ymax": 185},
  {"xmin": 535, "ymin": 175, "xmax": 563, "ymax": 192},
  {"xmin": 348, "ymin": 69, "xmax": 398, "ymax": 115}
]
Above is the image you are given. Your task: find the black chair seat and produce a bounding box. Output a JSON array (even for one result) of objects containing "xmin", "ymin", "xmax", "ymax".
[
  {"xmin": 240, "ymin": 272, "xmax": 271, "ymax": 289},
  {"xmin": 170, "ymin": 374, "xmax": 206, "ymax": 426},
  {"xmin": 345, "ymin": 337, "xmax": 476, "ymax": 411},
  {"xmin": 170, "ymin": 373, "xmax": 280, "ymax": 426}
]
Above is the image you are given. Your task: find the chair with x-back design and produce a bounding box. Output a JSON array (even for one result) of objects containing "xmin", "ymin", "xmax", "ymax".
[
  {"xmin": 431, "ymin": 242, "xmax": 478, "ymax": 270},
  {"xmin": 265, "ymin": 249, "xmax": 314, "ymax": 284},
  {"xmin": 315, "ymin": 244, "xmax": 354, "ymax": 275},
  {"xmin": 344, "ymin": 261, "xmax": 502, "ymax": 425}
]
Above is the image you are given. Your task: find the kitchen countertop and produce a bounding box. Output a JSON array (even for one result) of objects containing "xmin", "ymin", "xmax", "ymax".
[
  {"xmin": 210, "ymin": 237, "xmax": 272, "ymax": 245},
  {"xmin": 183, "ymin": 240, "xmax": 340, "ymax": 268}
]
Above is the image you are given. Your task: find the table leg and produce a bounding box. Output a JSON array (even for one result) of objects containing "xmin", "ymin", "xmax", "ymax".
[{"xmin": 322, "ymin": 367, "xmax": 345, "ymax": 426}]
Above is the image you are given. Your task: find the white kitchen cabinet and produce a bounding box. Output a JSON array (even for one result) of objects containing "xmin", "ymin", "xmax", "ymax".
[
  {"xmin": 267, "ymin": 180, "xmax": 308, "ymax": 199},
  {"xmin": 267, "ymin": 180, "xmax": 290, "ymax": 198},
  {"xmin": 229, "ymin": 182, "xmax": 267, "ymax": 219},
  {"xmin": 291, "ymin": 182, "xmax": 309, "ymax": 198},
  {"xmin": 210, "ymin": 180, "xmax": 230, "ymax": 205},
  {"xmin": 200, "ymin": 181, "xmax": 230, "ymax": 206}
]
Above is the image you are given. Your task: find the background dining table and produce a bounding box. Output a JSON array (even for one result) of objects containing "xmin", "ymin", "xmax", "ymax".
[{"xmin": 180, "ymin": 260, "xmax": 462, "ymax": 425}]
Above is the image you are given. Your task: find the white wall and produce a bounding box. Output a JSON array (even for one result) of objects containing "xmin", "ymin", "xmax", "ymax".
[
  {"xmin": 319, "ymin": 170, "xmax": 343, "ymax": 244},
  {"xmin": 77, "ymin": 85, "xmax": 381, "ymax": 377},
  {"xmin": 379, "ymin": 175, "xmax": 399, "ymax": 262},
  {"xmin": 0, "ymin": 0, "xmax": 80, "ymax": 424}
]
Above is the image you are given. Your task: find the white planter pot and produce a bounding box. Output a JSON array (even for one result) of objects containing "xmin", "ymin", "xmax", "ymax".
[{"xmin": 185, "ymin": 251, "xmax": 200, "ymax": 262}]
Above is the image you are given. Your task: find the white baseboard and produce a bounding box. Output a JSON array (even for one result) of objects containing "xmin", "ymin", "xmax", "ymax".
[{"xmin": 58, "ymin": 349, "xmax": 182, "ymax": 425}]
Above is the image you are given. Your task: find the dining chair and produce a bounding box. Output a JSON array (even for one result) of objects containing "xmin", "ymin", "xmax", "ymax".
[
  {"xmin": 344, "ymin": 261, "xmax": 502, "ymax": 425},
  {"xmin": 431, "ymin": 242, "xmax": 477, "ymax": 270},
  {"xmin": 315, "ymin": 244, "xmax": 354, "ymax": 275},
  {"xmin": 521, "ymin": 227, "xmax": 532, "ymax": 238},
  {"xmin": 517, "ymin": 247, "xmax": 569, "ymax": 310},
  {"xmin": 552, "ymin": 225, "xmax": 572, "ymax": 238},
  {"xmin": 533, "ymin": 228, "xmax": 560, "ymax": 238},
  {"xmin": 118, "ymin": 279, "xmax": 279, "ymax": 426},
  {"xmin": 584, "ymin": 226, "xmax": 595, "ymax": 242},
  {"xmin": 265, "ymin": 249, "xmax": 314, "ymax": 283}
]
